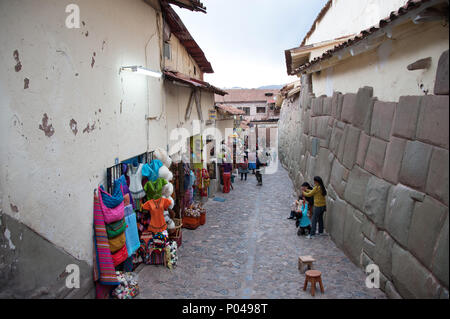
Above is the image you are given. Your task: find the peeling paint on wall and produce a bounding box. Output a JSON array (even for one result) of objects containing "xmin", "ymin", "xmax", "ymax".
[
  {"xmin": 91, "ymin": 55, "xmax": 95, "ymax": 68},
  {"xmin": 38, "ymin": 113, "xmax": 55, "ymax": 137},
  {"xmin": 69, "ymin": 119, "xmax": 78, "ymax": 135},
  {"xmin": 82, "ymin": 122, "xmax": 96, "ymax": 134},
  {"xmin": 10, "ymin": 204, "xmax": 18, "ymax": 213},
  {"xmin": 24, "ymin": 78, "xmax": 29, "ymax": 89},
  {"xmin": 13, "ymin": 49, "xmax": 22, "ymax": 72}
]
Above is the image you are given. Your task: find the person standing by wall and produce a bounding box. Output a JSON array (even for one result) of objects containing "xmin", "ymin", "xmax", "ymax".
[{"xmin": 302, "ymin": 176, "xmax": 327, "ymax": 239}]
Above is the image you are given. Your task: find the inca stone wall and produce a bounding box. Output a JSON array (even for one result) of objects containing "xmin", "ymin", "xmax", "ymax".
[{"xmin": 278, "ymin": 52, "xmax": 449, "ymax": 299}]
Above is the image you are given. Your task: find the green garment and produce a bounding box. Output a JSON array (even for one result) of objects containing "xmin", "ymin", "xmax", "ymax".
[{"xmin": 144, "ymin": 178, "xmax": 168, "ymax": 201}]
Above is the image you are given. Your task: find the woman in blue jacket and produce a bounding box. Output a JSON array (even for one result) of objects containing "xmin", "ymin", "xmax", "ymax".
[{"xmin": 297, "ymin": 199, "xmax": 312, "ymax": 236}]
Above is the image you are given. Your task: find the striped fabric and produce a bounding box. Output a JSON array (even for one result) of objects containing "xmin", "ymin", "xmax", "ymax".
[{"xmin": 93, "ymin": 193, "xmax": 119, "ymax": 287}]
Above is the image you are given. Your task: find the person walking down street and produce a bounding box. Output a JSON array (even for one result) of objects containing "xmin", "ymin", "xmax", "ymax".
[
  {"xmin": 222, "ymin": 162, "xmax": 233, "ymax": 193},
  {"xmin": 248, "ymin": 150, "xmax": 256, "ymax": 174},
  {"xmin": 302, "ymin": 176, "xmax": 327, "ymax": 239},
  {"xmin": 255, "ymin": 152, "xmax": 266, "ymax": 186},
  {"xmin": 238, "ymin": 157, "xmax": 249, "ymax": 181}
]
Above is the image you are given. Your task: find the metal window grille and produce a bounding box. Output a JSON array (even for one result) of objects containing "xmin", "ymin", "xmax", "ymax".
[{"xmin": 106, "ymin": 151, "xmax": 154, "ymax": 193}]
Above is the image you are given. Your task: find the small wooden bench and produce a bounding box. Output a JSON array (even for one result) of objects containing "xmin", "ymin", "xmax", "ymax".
[
  {"xmin": 298, "ymin": 255, "xmax": 316, "ymax": 274},
  {"xmin": 303, "ymin": 270, "xmax": 324, "ymax": 296}
]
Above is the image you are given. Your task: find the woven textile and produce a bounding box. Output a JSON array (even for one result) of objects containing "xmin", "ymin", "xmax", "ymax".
[{"xmin": 93, "ymin": 193, "xmax": 119, "ymax": 287}]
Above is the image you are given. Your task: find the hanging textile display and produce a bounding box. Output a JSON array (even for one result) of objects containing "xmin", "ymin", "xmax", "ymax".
[
  {"xmin": 93, "ymin": 193, "xmax": 119, "ymax": 290},
  {"xmin": 127, "ymin": 163, "xmax": 146, "ymax": 200},
  {"xmin": 98, "ymin": 185, "xmax": 125, "ymax": 224},
  {"xmin": 95, "ymin": 148, "xmax": 207, "ymax": 298},
  {"xmin": 124, "ymin": 211, "xmax": 140, "ymax": 258},
  {"xmin": 142, "ymin": 159, "xmax": 163, "ymax": 182},
  {"xmin": 144, "ymin": 178, "xmax": 168, "ymax": 201}
]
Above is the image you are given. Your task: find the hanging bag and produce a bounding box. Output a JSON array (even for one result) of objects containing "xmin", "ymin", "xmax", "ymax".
[
  {"xmin": 105, "ymin": 218, "xmax": 127, "ymax": 238},
  {"xmin": 108, "ymin": 231, "xmax": 126, "ymax": 253},
  {"xmin": 98, "ymin": 186, "xmax": 125, "ymax": 224},
  {"xmin": 111, "ymin": 244, "xmax": 128, "ymax": 267}
]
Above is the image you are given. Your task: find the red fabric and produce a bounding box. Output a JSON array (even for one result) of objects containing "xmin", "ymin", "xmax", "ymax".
[
  {"xmin": 111, "ymin": 244, "xmax": 128, "ymax": 267},
  {"xmin": 223, "ymin": 172, "xmax": 231, "ymax": 193}
]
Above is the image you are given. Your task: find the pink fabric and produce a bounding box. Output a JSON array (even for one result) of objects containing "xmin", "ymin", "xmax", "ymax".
[{"xmin": 98, "ymin": 187, "xmax": 125, "ymax": 224}]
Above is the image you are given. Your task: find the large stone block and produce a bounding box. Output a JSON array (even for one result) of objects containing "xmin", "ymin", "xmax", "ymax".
[
  {"xmin": 303, "ymin": 110, "xmax": 311, "ymax": 134},
  {"xmin": 336, "ymin": 124, "xmax": 349, "ymax": 163},
  {"xmin": 355, "ymin": 132, "xmax": 370, "ymax": 167},
  {"xmin": 331, "ymin": 91, "xmax": 344, "ymax": 120},
  {"xmin": 315, "ymin": 116, "xmax": 330, "ymax": 140},
  {"xmin": 363, "ymin": 176, "xmax": 391, "ymax": 228},
  {"xmin": 431, "ymin": 213, "xmax": 449, "ymax": 288},
  {"xmin": 340, "ymin": 93, "xmax": 356, "ymax": 124},
  {"xmin": 330, "ymin": 159, "xmax": 347, "ymax": 198},
  {"xmin": 362, "ymin": 237, "xmax": 376, "ymax": 258},
  {"xmin": 391, "ymin": 96, "xmax": 422, "ymax": 140},
  {"xmin": 353, "ymin": 87, "xmax": 375, "ymax": 133},
  {"xmin": 315, "ymin": 148, "xmax": 333, "ymax": 185},
  {"xmin": 343, "ymin": 207, "xmax": 364, "ymax": 266},
  {"xmin": 408, "ymin": 196, "xmax": 448, "ymax": 269},
  {"xmin": 416, "ymin": 95, "xmax": 449, "ymax": 149},
  {"xmin": 434, "ymin": 49, "xmax": 449, "ymax": 95},
  {"xmin": 328, "ymin": 198, "xmax": 347, "ymax": 248},
  {"xmin": 399, "ymin": 140, "xmax": 433, "ymax": 192},
  {"xmin": 344, "ymin": 165, "xmax": 371, "ymax": 211},
  {"xmin": 382, "ymin": 137, "xmax": 407, "ymax": 184},
  {"xmin": 391, "ymin": 243, "xmax": 442, "ymax": 299},
  {"xmin": 385, "ymin": 184, "xmax": 425, "ymax": 247},
  {"xmin": 342, "ymin": 126, "xmax": 361, "ymax": 170},
  {"xmin": 426, "ymin": 147, "xmax": 449, "ymax": 206},
  {"xmin": 364, "ymin": 137, "xmax": 387, "ymax": 178},
  {"xmin": 323, "ymin": 96, "xmax": 332, "ymax": 115},
  {"xmin": 311, "ymin": 137, "xmax": 320, "ymax": 157},
  {"xmin": 371, "ymin": 101, "xmax": 396, "ymax": 141},
  {"xmin": 362, "ymin": 217, "xmax": 378, "ymax": 243},
  {"xmin": 374, "ymin": 231, "xmax": 395, "ymax": 279},
  {"xmin": 329, "ymin": 126, "xmax": 343, "ymax": 155},
  {"xmin": 311, "ymin": 96, "xmax": 324, "ymax": 117}
]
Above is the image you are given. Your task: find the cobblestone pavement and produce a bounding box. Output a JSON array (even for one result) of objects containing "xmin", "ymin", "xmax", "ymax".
[{"xmin": 137, "ymin": 162, "xmax": 386, "ymax": 299}]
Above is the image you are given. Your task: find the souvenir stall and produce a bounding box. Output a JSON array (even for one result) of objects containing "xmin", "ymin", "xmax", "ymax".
[
  {"xmin": 93, "ymin": 149, "xmax": 180, "ymax": 299},
  {"xmin": 181, "ymin": 136, "xmax": 209, "ymax": 230}
]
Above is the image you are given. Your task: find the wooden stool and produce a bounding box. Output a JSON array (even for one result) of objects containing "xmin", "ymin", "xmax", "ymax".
[
  {"xmin": 298, "ymin": 255, "xmax": 315, "ymax": 274},
  {"xmin": 303, "ymin": 270, "xmax": 324, "ymax": 296}
]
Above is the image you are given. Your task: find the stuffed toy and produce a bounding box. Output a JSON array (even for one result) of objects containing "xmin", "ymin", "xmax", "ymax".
[
  {"xmin": 163, "ymin": 197, "xmax": 175, "ymax": 230},
  {"xmin": 158, "ymin": 165, "xmax": 173, "ymax": 182},
  {"xmin": 161, "ymin": 182, "xmax": 174, "ymax": 198},
  {"xmin": 155, "ymin": 147, "xmax": 172, "ymax": 168}
]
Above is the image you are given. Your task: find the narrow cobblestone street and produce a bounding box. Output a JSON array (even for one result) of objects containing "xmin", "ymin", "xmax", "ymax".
[{"xmin": 137, "ymin": 162, "xmax": 386, "ymax": 299}]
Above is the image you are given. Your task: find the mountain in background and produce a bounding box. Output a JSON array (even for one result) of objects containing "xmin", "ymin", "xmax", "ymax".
[{"xmin": 224, "ymin": 84, "xmax": 285, "ymax": 90}]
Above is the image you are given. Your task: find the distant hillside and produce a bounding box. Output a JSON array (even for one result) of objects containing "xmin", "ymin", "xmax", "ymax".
[
  {"xmin": 224, "ymin": 84, "xmax": 285, "ymax": 90},
  {"xmin": 257, "ymin": 84, "xmax": 284, "ymax": 90}
]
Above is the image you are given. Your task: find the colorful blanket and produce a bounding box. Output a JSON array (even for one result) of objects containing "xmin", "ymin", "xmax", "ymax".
[{"xmin": 93, "ymin": 193, "xmax": 119, "ymax": 289}]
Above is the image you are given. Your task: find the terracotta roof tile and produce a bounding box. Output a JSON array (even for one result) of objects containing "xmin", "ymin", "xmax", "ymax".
[{"xmin": 216, "ymin": 104, "xmax": 246, "ymax": 115}]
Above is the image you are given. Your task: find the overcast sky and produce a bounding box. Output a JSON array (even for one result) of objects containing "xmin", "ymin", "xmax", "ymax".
[{"xmin": 173, "ymin": 0, "xmax": 329, "ymax": 89}]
